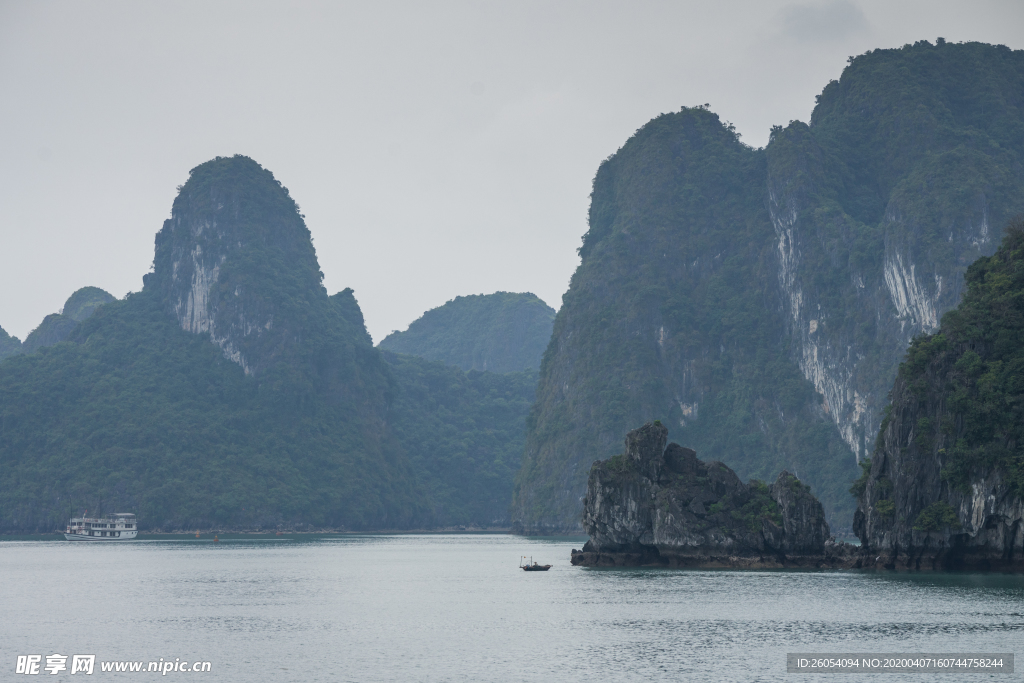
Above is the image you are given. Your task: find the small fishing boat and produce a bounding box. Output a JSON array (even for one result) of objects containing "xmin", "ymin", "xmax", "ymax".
[{"xmin": 520, "ymin": 556, "xmax": 551, "ymax": 571}]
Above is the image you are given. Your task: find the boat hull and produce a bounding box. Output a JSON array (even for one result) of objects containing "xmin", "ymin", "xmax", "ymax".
[{"xmin": 64, "ymin": 531, "xmax": 138, "ymax": 541}]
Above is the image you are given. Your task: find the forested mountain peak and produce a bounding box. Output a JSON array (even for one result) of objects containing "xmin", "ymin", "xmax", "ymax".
[
  {"xmin": 62, "ymin": 287, "xmax": 116, "ymax": 322},
  {"xmin": 801, "ymin": 40, "xmax": 1024, "ymax": 228},
  {"xmin": 378, "ymin": 292, "xmax": 555, "ymax": 373},
  {"xmin": 580, "ymin": 106, "xmax": 749, "ymax": 260},
  {"xmin": 147, "ymin": 155, "xmax": 355, "ymax": 377}
]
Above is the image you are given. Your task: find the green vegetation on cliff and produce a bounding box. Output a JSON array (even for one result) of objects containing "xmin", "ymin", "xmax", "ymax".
[
  {"xmin": 1, "ymin": 290, "xmax": 400, "ymax": 530},
  {"xmin": 515, "ymin": 40, "xmax": 1024, "ymax": 535},
  {"xmin": 383, "ymin": 352, "xmax": 536, "ymax": 526},
  {"xmin": 0, "ymin": 156, "xmax": 533, "ymax": 532},
  {"xmin": 514, "ymin": 105, "xmax": 857, "ymax": 533},
  {"xmin": 0, "ymin": 325, "xmax": 21, "ymax": 361},
  {"xmin": 852, "ymin": 220, "xmax": 1024, "ymax": 567},
  {"xmin": 900, "ymin": 220, "xmax": 1024, "ymax": 494},
  {"xmin": 63, "ymin": 287, "xmax": 116, "ymax": 322},
  {"xmin": 379, "ymin": 292, "xmax": 555, "ymax": 373},
  {"xmin": 0, "ymin": 287, "xmax": 429, "ymax": 532},
  {"xmin": 20, "ymin": 314, "xmax": 80, "ymax": 354}
]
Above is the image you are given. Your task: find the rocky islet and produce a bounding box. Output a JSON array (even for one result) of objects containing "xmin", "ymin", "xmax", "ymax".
[{"xmin": 572, "ymin": 422, "xmax": 858, "ymax": 568}]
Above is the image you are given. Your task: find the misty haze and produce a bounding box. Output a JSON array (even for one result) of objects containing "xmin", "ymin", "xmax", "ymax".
[{"xmin": 2, "ymin": 2, "xmax": 1024, "ymax": 681}]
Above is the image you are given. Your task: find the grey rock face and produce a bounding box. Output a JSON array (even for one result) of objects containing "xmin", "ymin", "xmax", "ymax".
[
  {"xmin": 769, "ymin": 470, "xmax": 831, "ymax": 555},
  {"xmin": 577, "ymin": 422, "xmax": 842, "ymax": 567}
]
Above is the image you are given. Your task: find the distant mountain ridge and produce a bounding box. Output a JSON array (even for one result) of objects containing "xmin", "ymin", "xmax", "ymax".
[
  {"xmin": 378, "ymin": 292, "xmax": 555, "ymax": 373},
  {"xmin": 2, "ymin": 286, "xmax": 116, "ymax": 357},
  {"xmin": 63, "ymin": 287, "xmax": 116, "ymax": 322}
]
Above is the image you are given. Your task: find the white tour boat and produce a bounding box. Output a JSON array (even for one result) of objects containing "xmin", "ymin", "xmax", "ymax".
[{"xmin": 64, "ymin": 513, "xmax": 138, "ymax": 541}]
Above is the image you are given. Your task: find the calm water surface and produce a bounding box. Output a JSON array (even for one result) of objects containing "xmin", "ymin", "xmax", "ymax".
[{"xmin": 1, "ymin": 534, "xmax": 1021, "ymax": 682}]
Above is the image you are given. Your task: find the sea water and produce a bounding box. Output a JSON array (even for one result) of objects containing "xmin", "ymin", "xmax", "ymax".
[{"xmin": 1, "ymin": 534, "xmax": 1021, "ymax": 682}]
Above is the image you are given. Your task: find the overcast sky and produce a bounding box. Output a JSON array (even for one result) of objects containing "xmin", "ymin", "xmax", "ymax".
[{"xmin": 1, "ymin": 1, "xmax": 1021, "ymax": 343}]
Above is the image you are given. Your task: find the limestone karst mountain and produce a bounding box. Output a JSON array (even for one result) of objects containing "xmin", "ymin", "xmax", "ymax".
[
  {"xmin": 378, "ymin": 292, "xmax": 555, "ymax": 373},
  {"xmin": 514, "ymin": 40, "xmax": 1024, "ymax": 535},
  {"xmin": 0, "ymin": 156, "xmax": 532, "ymax": 532},
  {"xmin": 146, "ymin": 159, "xmax": 362, "ymax": 379}
]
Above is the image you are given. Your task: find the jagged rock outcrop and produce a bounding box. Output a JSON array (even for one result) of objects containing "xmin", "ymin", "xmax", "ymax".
[
  {"xmin": 853, "ymin": 222, "xmax": 1024, "ymax": 571},
  {"xmin": 515, "ymin": 40, "xmax": 1024, "ymax": 537},
  {"xmin": 378, "ymin": 292, "xmax": 555, "ymax": 373},
  {"xmin": 571, "ymin": 422, "xmax": 856, "ymax": 568},
  {"xmin": 331, "ymin": 288, "xmax": 373, "ymax": 346}
]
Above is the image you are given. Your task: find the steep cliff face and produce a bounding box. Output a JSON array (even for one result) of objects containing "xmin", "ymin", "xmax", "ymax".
[
  {"xmin": 515, "ymin": 40, "xmax": 1024, "ymax": 535},
  {"xmin": 514, "ymin": 106, "xmax": 856, "ymax": 534},
  {"xmin": 853, "ymin": 222, "xmax": 1024, "ymax": 570},
  {"xmin": 765, "ymin": 41, "xmax": 1024, "ymax": 464},
  {"xmin": 149, "ymin": 156, "xmax": 358, "ymax": 377},
  {"xmin": 379, "ymin": 292, "xmax": 555, "ymax": 373},
  {"xmin": 573, "ymin": 422, "xmax": 846, "ymax": 567}
]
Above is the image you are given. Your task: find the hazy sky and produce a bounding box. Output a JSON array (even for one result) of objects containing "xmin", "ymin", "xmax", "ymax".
[{"xmin": 1, "ymin": 1, "xmax": 1021, "ymax": 343}]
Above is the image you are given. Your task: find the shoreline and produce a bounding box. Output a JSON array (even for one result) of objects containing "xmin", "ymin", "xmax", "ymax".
[
  {"xmin": 0, "ymin": 528, "xmax": 592, "ymax": 540},
  {"xmin": 570, "ymin": 547, "xmax": 1024, "ymax": 572}
]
